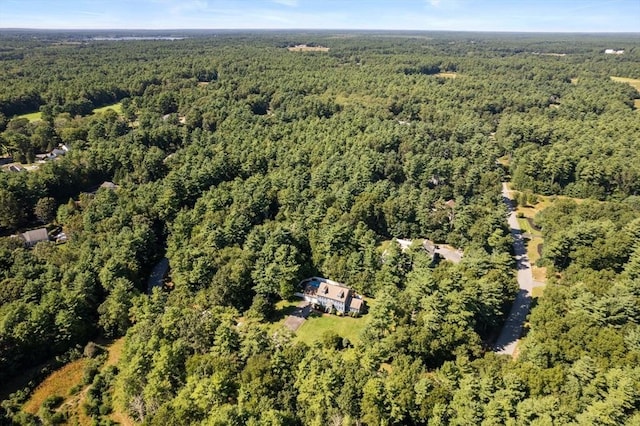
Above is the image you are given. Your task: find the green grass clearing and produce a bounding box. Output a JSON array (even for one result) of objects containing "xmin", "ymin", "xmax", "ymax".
[
  {"xmin": 93, "ymin": 102, "xmax": 123, "ymax": 115},
  {"xmin": 16, "ymin": 111, "xmax": 42, "ymax": 122},
  {"xmin": 15, "ymin": 101, "xmax": 122, "ymax": 124},
  {"xmin": 294, "ymin": 312, "xmax": 367, "ymax": 346}
]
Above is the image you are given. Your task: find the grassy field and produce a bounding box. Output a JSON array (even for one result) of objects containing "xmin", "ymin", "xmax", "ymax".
[
  {"xmin": 611, "ymin": 76, "xmax": 640, "ymax": 109},
  {"xmin": 611, "ymin": 76, "xmax": 640, "ymax": 91},
  {"xmin": 294, "ymin": 311, "xmax": 367, "ymax": 345},
  {"xmin": 20, "ymin": 338, "xmax": 127, "ymax": 424},
  {"xmin": 16, "ymin": 111, "xmax": 42, "ymax": 122},
  {"xmin": 15, "ymin": 101, "xmax": 122, "ymax": 124},
  {"xmin": 23, "ymin": 358, "xmax": 87, "ymax": 414},
  {"xmin": 434, "ymin": 72, "xmax": 457, "ymax": 78},
  {"xmin": 93, "ymin": 102, "xmax": 123, "ymax": 115}
]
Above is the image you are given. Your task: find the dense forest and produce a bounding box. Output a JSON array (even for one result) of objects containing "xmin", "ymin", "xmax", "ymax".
[{"xmin": 1, "ymin": 30, "xmax": 639, "ymax": 425}]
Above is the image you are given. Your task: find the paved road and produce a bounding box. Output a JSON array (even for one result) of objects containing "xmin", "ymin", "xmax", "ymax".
[
  {"xmin": 147, "ymin": 257, "xmax": 169, "ymax": 294},
  {"xmin": 494, "ymin": 182, "xmax": 535, "ymax": 355}
]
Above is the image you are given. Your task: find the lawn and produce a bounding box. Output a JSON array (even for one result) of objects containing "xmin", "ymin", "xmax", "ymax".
[
  {"xmin": 16, "ymin": 111, "xmax": 42, "ymax": 122},
  {"xmin": 294, "ymin": 311, "xmax": 367, "ymax": 346},
  {"xmin": 271, "ymin": 296, "xmax": 373, "ymax": 346},
  {"xmin": 93, "ymin": 102, "xmax": 123, "ymax": 115}
]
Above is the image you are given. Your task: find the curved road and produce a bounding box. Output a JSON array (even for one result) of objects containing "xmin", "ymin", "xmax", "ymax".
[{"xmin": 494, "ymin": 182, "xmax": 535, "ymax": 355}]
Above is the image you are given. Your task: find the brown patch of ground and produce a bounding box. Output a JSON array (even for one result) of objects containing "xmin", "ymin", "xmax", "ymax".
[
  {"xmin": 21, "ymin": 338, "xmax": 128, "ymax": 424},
  {"xmin": 111, "ymin": 411, "xmax": 136, "ymax": 426},
  {"xmin": 23, "ymin": 358, "xmax": 86, "ymax": 414},
  {"xmin": 611, "ymin": 76, "xmax": 640, "ymax": 91},
  {"xmin": 611, "ymin": 77, "xmax": 640, "ymax": 110},
  {"xmin": 434, "ymin": 72, "xmax": 457, "ymax": 78},
  {"xmin": 287, "ymin": 45, "xmax": 330, "ymax": 52}
]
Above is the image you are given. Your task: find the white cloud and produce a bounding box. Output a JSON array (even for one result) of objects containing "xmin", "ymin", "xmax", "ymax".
[{"xmin": 429, "ymin": 0, "xmax": 441, "ymax": 6}]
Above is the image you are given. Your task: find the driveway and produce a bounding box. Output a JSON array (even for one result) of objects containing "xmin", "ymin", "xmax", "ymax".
[
  {"xmin": 283, "ymin": 301, "xmax": 311, "ymax": 332},
  {"xmin": 493, "ymin": 182, "xmax": 535, "ymax": 355}
]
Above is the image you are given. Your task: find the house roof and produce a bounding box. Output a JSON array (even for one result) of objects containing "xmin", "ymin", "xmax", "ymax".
[
  {"xmin": 22, "ymin": 228, "xmax": 49, "ymax": 245},
  {"xmin": 100, "ymin": 181, "xmax": 118, "ymax": 189},
  {"xmin": 350, "ymin": 298, "xmax": 364, "ymax": 311},
  {"xmin": 318, "ymin": 281, "xmax": 351, "ymax": 303},
  {"xmin": 303, "ymin": 282, "xmax": 319, "ymax": 297}
]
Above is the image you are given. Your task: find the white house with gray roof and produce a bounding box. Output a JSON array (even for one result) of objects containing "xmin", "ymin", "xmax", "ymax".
[{"xmin": 296, "ymin": 277, "xmax": 365, "ymax": 315}]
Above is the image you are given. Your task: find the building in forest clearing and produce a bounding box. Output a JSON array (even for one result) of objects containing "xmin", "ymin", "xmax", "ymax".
[
  {"xmin": 296, "ymin": 277, "xmax": 365, "ymax": 315},
  {"xmin": 21, "ymin": 228, "xmax": 49, "ymax": 247}
]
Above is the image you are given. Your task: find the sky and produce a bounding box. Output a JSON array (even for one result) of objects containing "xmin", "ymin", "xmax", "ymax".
[{"xmin": 0, "ymin": 0, "xmax": 639, "ymax": 32}]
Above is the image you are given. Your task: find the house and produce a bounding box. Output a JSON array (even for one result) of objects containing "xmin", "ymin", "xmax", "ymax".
[
  {"xmin": 51, "ymin": 144, "xmax": 69, "ymax": 157},
  {"xmin": 295, "ymin": 277, "xmax": 365, "ymax": 315},
  {"xmin": 35, "ymin": 144, "xmax": 70, "ymax": 163},
  {"xmin": 604, "ymin": 49, "xmax": 624, "ymax": 55},
  {"xmin": 21, "ymin": 228, "xmax": 49, "ymax": 247},
  {"xmin": 99, "ymin": 181, "xmax": 118, "ymax": 190},
  {"xmin": 423, "ymin": 240, "xmax": 437, "ymax": 258}
]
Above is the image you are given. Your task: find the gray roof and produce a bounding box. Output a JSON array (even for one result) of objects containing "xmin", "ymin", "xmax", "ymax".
[
  {"xmin": 350, "ymin": 298, "xmax": 364, "ymax": 312},
  {"xmin": 22, "ymin": 228, "xmax": 49, "ymax": 245},
  {"xmin": 100, "ymin": 181, "xmax": 118, "ymax": 189},
  {"xmin": 318, "ymin": 281, "xmax": 350, "ymax": 304}
]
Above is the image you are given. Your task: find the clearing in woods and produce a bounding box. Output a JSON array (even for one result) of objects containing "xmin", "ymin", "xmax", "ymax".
[
  {"xmin": 23, "ymin": 358, "xmax": 87, "ymax": 415},
  {"xmin": 611, "ymin": 76, "xmax": 640, "ymax": 109},
  {"xmin": 92, "ymin": 102, "xmax": 123, "ymax": 115},
  {"xmin": 287, "ymin": 44, "xmax": 330, "ymax": 52},
  {"xmin": 15, "ymin": 102, "xmax": 123, "ymax": 123},
  {"xmin": 16, "ymin": 111, "xmax": 42, "ymax": 122},
  {"xmin": 434, "ymin": 72, "xmax": 457, "ymax": 78},
  {"xmin": 21, "ymin": 338, "xmax": 128, "ymax": 425}
]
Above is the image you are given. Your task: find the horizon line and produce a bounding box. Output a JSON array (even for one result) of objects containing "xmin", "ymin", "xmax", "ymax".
[{"xmin": 1, "ymin": 27, "xmax": 640, "ymax": 35}]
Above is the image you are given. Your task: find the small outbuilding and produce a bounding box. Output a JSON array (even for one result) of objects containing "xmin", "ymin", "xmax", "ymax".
[{"xmin": 21, "ymin": 228, "xmax": 49, "ymax": 247}]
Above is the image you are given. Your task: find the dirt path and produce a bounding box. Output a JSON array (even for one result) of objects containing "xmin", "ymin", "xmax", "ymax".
[{"xmin": 494, "ymin": 182, "xmax": 535, "ymax": 355}]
